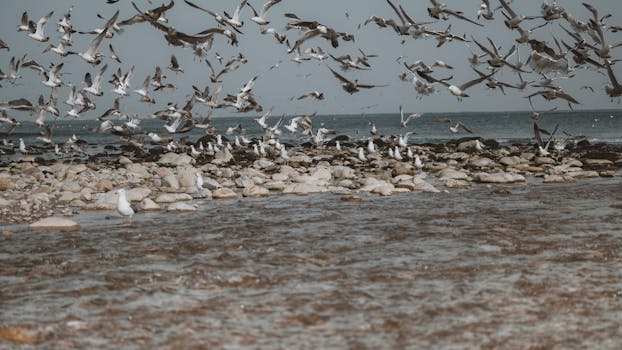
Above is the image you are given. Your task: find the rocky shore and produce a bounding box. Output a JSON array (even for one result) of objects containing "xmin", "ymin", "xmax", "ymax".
[{"xmin": 1, "ymin": 137, "xmax": 621, "ymax": 226}]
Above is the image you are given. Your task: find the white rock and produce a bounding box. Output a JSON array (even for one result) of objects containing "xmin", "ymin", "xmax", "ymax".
[
  {"xmin": 126, "ymin": 187, "xmax": 151, "ymax": 202},
  {"xmin": 213, "ymin": 188, "xmax": 238, "ymax": 199},
  {"xmin": 474, "ymin": 172, "xmax": 525, "ymax": 184},
  {"xmin": 140, "ymin": 198, "xmax": 161, "ymax": 211},
  {"xmin": 158, "ymin": 152, "xmax": 193, "ymax": 166},
  {"xmin": 30, "ymin": 217, "xmax": 80, "ymax": 231},
  {"xmin": 413, "ymin": 178, "xmax": 440, "ymax": 193},
  {"xmin": 283, "ymin": 183, "xmax": 328, "ymax": 195},
  {"xmin": 155, "ymin": 193, "xmax": 193, "ymax": 203},
  {"xmin": 243, "ymin": 186, "xmax": 270, "ymax": 197},
  {"xmin": 438, "ymin": 168, "xmax": 469, "ymax": 181},
  {"xmin": 126, "ymin": 163, "xmax": 150, "ymax": 178},
  {"xmin": 163, "ymin": 174, "xmax": 180, "ymax": 189},
  {"xmin": 332, "ymin": 165, "xmax": 356, "ymax": 179},
  {"xmin": 167, "ymin": 202, "xmax": 198, "ymax": 211},
  {"xmin": 177, "ymin": 167, "xmax": 198, "ymax": 187}
]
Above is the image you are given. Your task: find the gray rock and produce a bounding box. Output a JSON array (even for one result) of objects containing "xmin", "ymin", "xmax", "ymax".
[{"xmin": 158, "ymin": 152, "xmax": 193, "ymax": 166}]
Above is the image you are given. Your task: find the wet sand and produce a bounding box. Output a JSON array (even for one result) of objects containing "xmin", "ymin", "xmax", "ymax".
[{"xmin": 1, "ymin": 178, "xmax": 622, "ymax": 349}]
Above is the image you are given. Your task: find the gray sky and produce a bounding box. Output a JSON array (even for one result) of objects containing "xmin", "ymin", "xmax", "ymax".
[{"xmin": 1, "ymin": 0, "xmax": 621, "ymax": 119}]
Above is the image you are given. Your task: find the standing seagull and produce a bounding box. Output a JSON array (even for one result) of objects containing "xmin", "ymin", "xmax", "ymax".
[{"xmin": 116, "ymin": 188, "xmax": 135, "ymax": 222}]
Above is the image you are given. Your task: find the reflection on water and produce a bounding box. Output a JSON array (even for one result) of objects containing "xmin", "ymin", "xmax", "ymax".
[{"xmin": 1, "ymin": 179, "xmax": 622, "ymax": 349}]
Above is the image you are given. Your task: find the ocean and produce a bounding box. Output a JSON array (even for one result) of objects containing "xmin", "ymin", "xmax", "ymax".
[{"xmin": 4, "ymin": 109, "xmax": 622, "ymax": 153}]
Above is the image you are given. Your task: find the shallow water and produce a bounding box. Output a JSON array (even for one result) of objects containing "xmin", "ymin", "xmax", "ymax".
[{"xmin": 1, "ymin": 179, "xmax": 622, "ymax": 349}]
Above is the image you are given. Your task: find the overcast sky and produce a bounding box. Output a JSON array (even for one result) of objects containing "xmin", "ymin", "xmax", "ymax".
[{"xmin": 1, "ymin": 0, "xmax": 621, "ymax": 119}]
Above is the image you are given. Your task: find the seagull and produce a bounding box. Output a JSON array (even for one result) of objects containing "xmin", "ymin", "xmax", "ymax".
[
  {"xmin": 184, "ymin": 0, "xmax": 244, "ymax": 34},
  {"xmin": 28, "ymin": 11, "xmax": 54, "ymax": 42},
  {"xmin": 450, "ymin": 121, "xmax": 473, "ymax": 134},
  {"xmin": 399, "ymin": 105, "xmax": 422, "ymax": 128},
  {"xmin": 417, "ymin": 69, "xmax": 496, "ymax": 100},
  {"xmin": 367, "ymin": 138, "xmax": 376, "ymax": 153},
  {"xmin": 357, "ymin": 147, "xmax": 367, "ymax": 162},
  {"xmin": 116, "ymin": 188, "xmax": 135, "ymax": 221},
  {"xmin": 296, "ymin": 91, "xmax": 324, "ymax": 100},
  {"xmin": 414, "ymin": 154, "xmax": 424, "ymax": 169},
  {"xmin": 79, "ymin": 10, "xmax": 119, "ymax": 65},
  {"xmin": 134, "ymin": 75, "xmax": 156, "ymax": 104},
  {"xmin": 168, "ymin": 54, "xmax": 184, "ymax": 73},
  {"xmin": 42, "ymin": 62, "xmax": 64, "ymax": 88},
  {"xmin": 328, "ymin": 66, "xmax": 386, "ymax": 94},
  {"xmin": 248, "ymin": 0, "xmax": 282, "ymax": 25},
  {"xmin": 427, "ymin": 0, "xmax": 483, "ymax": 26},
  {"xmin": 43, "ymin": 42, "xmax": 76, "ymax": 57},
  {"xmin": 83, "ymin": 64, "xmax": 107, "ymax": 96}
]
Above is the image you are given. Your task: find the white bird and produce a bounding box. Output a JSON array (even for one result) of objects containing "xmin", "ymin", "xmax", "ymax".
[
  {"xmin": 134, "ymin": 75, "xmax": 156, "ymax": 104},
  {"xmin": 370, "ymin": 123, "xmax": 377, "ymax": 135},
  {"xmin": 280, "ymin": 144, "xmax": 290, "ymax": 162},
  {"xmin": 42, "ymin": 63, "xmax": 64, "ymax": 88},
  {"xmin": 83, "ymin": 64, "xmax": 107, "ymax": 96},
  {"xmin": 190, "ymin": 145, "xmax": 201, "ymax": 157},
  {"xmin": 79, "ymin": 11, "xmax": 119, "ymax": 65},
  {"xmin": 400, "ymin": 105, "xmax": 422, "ymax": 128},
  {"xmin": 357, "ymin": 147, "xmax": 367, "ymax": 162},
  {"xmin": 475, "ymin": 139, "xmax": 484, "ymax": 151},
  {"xmin": 116, "ymin": 188, "xmax": 135, "ymax": 221},
  {"xmin": 388, "ymin": 147, "xmax": 395, "ymax": 158},
  {"xmin": 248, "ymin": 0, "xmax": 282, "ymax": 25},
  {"xmin": 28, "ymin": 11, "xmax": 54, "ymax": 42},
  {"xmin": 414, "ymin": 154, "xmax": 424, "ymax": 169},
  {"xmin": 335, "ymin": 140, "xmax": 341, "ymax": 151},
  {"xmin": 406, "ymin": 147, "xmax": 414, "ymax": 159},
  {"xmin": 394, "ymin": 146, "xmax": 403, "ymax": 161},
  {"xmin": 196, "ymin": 172, "xmax": 204, "ymax": 188},
  {"xmin": 19, "ymin": 138, "xmax": 28, "ymax": 154},
  {"xmin": 367, "ymin": 138, "xmax": 376, "ymax": 153}
]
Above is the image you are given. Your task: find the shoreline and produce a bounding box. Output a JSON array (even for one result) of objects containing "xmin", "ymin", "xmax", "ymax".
[{"xmin": 1, "ymin": 138, "xmax": 621, "ymax": 226}]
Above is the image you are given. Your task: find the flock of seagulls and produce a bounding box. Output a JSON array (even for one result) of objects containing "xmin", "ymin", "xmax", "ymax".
[{"xmin": 0, "ymin": 0, "xmax": 620, "ymax": 167}]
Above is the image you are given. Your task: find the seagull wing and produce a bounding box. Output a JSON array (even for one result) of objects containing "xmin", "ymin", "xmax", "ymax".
[{"xmin": 328, "ymin": 66, "xmax": 351, "ymax": 84}]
